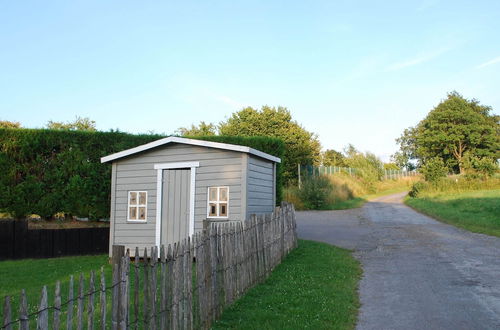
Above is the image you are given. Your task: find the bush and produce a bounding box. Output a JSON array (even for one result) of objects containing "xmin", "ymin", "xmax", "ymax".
[
  {"xmin": 462, "ymin": 153, "xmax": 498, "ymax": 179},
  {"xmin": 420, "ymin": 157, "xmax": 448, "ymax": 183},
  {"xmin": 408, "ymin": 181, "xmax": 428, "ymax": 197},
  {"xmin": 298, "ymin": 175, "xmax": 333, "ymax": 209}
]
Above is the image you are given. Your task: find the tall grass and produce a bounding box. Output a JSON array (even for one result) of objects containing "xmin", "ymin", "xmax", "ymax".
[{"xmin": 285, "ymin": 174, "xmax": 420, "ymax": 210}]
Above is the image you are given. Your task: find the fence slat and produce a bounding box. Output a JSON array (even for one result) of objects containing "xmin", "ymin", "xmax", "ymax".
[
  {"xmin": 111, "ymin": 262, "xmax": 119, "ymax": 330},
  {"xmin": 119, "ymin": 256, "xmax": 128, "ymax": 330},
  {"xmin": 142, "ymin": 248, "xmax": 150, "ymax": 329},
  {"xmin": 54, "ymin": 281, "xmax": 61, "ymax": 330},
  {"xmin": 87, "ymin": 271, "xmax": 95, "ymax": 330},
  {"xmin": 150, "ymin": 247, "xmax": 157, "ymax": 330},
  {"xmin": 133, "ymin": 247, "xmax": 139, "ymax": 330},
  {"xmin": 3, "ymin": 296, "xmax": 12, "ymax": 330},
  {"xmin": 19, "ymin": 290, "xmax": 28, "ymax": 330},
  {"xmin": 166, "ymin": 244, "xmax": 173, "ymax": 330},
  {"xmin": 160, "ymin": 245, "xmax": 167, "ymax": 330},
  {"xmin": 100, "ymin": 267, "xmax": 106, "ymax": 330},
  {"xmin": 77, "ymin": 274, "xmax": 84, "ymax": 330},
  {"xmin": 37, "ymin": 286, "xmax": 48, "ymax": 330},
  {"xmin": 67, "ymin": 275, "xmax": 74, "ymax": 330}
]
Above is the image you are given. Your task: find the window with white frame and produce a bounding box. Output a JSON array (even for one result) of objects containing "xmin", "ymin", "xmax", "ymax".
[
  {"xmin": 207, "ymin": 187, "xmax": 228, "ymax": 218},
  {"xmin": 128, "ymin": 191, "xmax": 147, "ymax": 221}
]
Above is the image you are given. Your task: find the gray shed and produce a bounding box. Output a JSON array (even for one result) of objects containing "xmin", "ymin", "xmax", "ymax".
[{"xmin": 101, "ymin": 136, "xmax": 281, "ymax": 255}]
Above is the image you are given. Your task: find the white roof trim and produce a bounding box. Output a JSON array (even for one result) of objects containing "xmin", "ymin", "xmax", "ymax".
[{"xmin": 101, "ymin": 136, "xmax": 281, "ymax": 164}]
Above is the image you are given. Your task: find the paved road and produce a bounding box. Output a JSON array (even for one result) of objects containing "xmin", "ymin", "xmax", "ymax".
[{"xmin": 296, "ymin": 192, "xmax": 500, "ymax": 330}]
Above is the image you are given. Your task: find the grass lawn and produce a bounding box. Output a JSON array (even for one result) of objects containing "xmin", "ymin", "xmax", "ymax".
[
  {"xmin": 406, "ymin": 189, "xmax": 500, "ymax": 237},
  {"xmin": 212, "ymin": 240, "xmax": 361, "ymax": 330},
  {"xmin": 0, "ymin": 254, "xmax": 111, "ymax": 323}
]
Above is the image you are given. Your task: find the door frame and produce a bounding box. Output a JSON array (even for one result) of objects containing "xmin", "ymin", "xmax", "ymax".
[{"xmin": 154, "ymin": 161, "xmax": 199, "ymax": 248}]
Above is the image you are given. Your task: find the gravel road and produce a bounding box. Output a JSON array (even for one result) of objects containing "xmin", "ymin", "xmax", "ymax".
[{"xmin": 296, "ymin": 192, "xmax": 500, "ymax": 330}]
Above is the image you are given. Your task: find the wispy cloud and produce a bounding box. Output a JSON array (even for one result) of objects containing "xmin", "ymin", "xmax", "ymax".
[
  {"xmin": 476, "ymin": 56, "xmax": 500, "ymax": 69},
  {"xmin": 386, "ymin": 48, "xmax": 450, "ymax": 72}
]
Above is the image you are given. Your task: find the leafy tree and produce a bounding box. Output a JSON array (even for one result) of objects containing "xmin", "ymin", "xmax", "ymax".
[
  {"xmin": 219, "ymin": 106, "xmax": 321, "ymax": 182},
  {"xmin": 392, "ymin": 127, "xmax": 417, "ymax": 170},
  {"xmin": 343, "ymin": 145, "xmax": 384, "ymax": 190},
  {"xmin": 322, "ymin": 149, "xmax": 346, "ymax": 167},
  {"xmin": 396, "ymin": 92, "xmax": 499, "ymax": 174},
  {"xmin": 177, "ymin": 121, "xmax": 217, "ymax": 136},
  {"xmin": 0, "ymin": 120, "xmax": 21, "ymax": 128},
  {"xmin": 47, "ymin": 116, "xmax": 97, "ymax": 131}
]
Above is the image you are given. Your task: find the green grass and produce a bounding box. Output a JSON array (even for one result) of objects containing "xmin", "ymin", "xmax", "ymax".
[
  {"xmin": 212, "ymin": 240, "xmax": 361, "ymax": 330},
  {"xmin": 406, "ymin": 189, "xmax": 500, "ymax": 237},
  {"xmin": 0, "ymin": 255, "xmax": 111, "ymax": 326}
]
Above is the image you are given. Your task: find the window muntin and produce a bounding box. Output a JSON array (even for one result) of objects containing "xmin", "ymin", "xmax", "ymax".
[
  {"xmin": 128, "ymin": 191, "xmax": 147, "ymax": 221},
  {"xmin": 207, "ymin": 187, "xmax": 229, "ymax": 218}
]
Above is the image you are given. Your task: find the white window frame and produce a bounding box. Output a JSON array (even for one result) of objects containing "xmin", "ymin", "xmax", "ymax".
[
  {"xmin": 127, "ymin": 191, "xmax": 148, "ymax": 223},
  {"xmin": 207, "ymin": 186, "xmax": 229, "ymax": 219}
]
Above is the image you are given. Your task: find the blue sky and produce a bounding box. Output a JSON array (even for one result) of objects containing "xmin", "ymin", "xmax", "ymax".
[{"xmin": 1, "ymin": 1, "xmax": 499, "ymax": 161}]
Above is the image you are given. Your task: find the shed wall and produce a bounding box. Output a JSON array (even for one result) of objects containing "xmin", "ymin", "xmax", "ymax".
[
  {"xmin": 110, "ymin": 143, "xmax": 244, "ymax": 252},
  {"xmin": 246, "ymin": 155, "xmax": 275, "ymax": 219}
]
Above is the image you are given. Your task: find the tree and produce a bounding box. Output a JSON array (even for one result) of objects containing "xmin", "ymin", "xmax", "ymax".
[
  {"xmin": 322, "ymin": 149, "xmax": 346, "ymax": 167},
  {"xmin": 396, "ymin": 92, "xmax": 499, "ymax": 174},
  {"xmin": 0, "ymin": 120, "xmax": 21, "ymax": 128},
  {"xmin": 47, "ymin": 116, "xmax": 97, "ymax": 131},
  {"xmin": 219, "ymin": 106, "xmax": 321, "ymax": 182},
  {"xmin": 177, "ymin": 121, "xmax": 217, "ymax": 136},
  {"xmin": 392, "ymin": 127, "xmax": 417, "ymax": 170},
  {"xmin": 343, "ymin": 145, "xmax": 385, "ymax": 186}
]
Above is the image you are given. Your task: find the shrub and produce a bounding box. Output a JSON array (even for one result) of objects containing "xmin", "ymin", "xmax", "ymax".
[
  {"xmin": 420, "ymin": 157, "xmax": 448, "ymax": 183},
  {"xmin": 298, "ymin": 175, "xmax": 333, "ymax": 209},
  {"xmin": 462, "ymin": 152, "xmax": 498, "ymax": 179},
  {"xmin": 409, "ymin": 181, "xmax": 428, "ymax": 197}
]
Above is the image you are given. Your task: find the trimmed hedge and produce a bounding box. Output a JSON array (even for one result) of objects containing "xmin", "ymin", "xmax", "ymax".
[{"xmin": 0, "ymin": 129, "xmax": 284, "ymax": 219}]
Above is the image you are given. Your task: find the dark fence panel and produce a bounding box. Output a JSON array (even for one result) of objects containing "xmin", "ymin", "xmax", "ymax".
[{"xmin": 0, "ymin": 220, "xmax": 109, "ymax": 260}]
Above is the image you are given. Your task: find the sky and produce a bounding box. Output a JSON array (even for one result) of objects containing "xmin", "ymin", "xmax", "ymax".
[{"xmin": 1, "ymin": 1, "xmax": 499, "ymax": 162}]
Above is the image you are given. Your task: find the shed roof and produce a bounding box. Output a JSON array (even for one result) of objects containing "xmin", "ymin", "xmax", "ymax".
[{"xmin": 101, "ymin": 136, "xmax": 281, "ymax": 164}]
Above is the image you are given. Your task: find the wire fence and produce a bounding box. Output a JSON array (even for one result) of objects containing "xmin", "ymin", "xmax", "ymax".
[
  {"xmin": 1, "ymin": 202, "xmax": 297, "ymax": 330},
  {"xmin": 299, "ymin": 165, "xmax": 418, "ymax": 180}
]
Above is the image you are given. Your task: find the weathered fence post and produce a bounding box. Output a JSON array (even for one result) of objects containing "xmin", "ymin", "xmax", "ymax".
[
  {"xmin": 54, "ymin": 281, "xmax": 61, "ymax": 330},
  {"xmin": 19, "ymin": 290, "xmax": 28, "ymax": 330},
  {"xmin": 100, "ymin": 267, "xmax": 107, "ymax": 330},
  {"xmin": 37, "ymin": 286, "xmax": 49, "ymax": 330},
  {"xmin": 3, "ymin": 296, "xmax": 12, "ymax": 330}
]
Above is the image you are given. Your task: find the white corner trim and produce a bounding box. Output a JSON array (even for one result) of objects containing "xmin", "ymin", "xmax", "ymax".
[
  {"xmin": 100, "ymin": 136, "xmax": 281, "ymax": 163},
  {"xmin": 154, "ymin": 161, "xmax": 199, "ymax": 170},
  {"xmin": 155, "ymin": 169, "xmax": 163, "ymax": 248},
  {"xmin": 154, "ymin": 162, "xmax": 198, "ymax": 248},
  {"xmin": 189, "ymin": 167, "xmax": 196, "ymax": 237}
]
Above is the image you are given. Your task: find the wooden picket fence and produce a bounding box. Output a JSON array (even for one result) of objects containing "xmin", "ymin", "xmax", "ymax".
[{"xmin": 1, "ymin": 202, "xmax": 297, "ymax": 329}]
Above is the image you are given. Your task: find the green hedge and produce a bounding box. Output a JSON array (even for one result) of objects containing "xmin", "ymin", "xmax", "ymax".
[
  {"xmin": 0, "ymin": 128, "xmax": 163, "ymax": 219},
  {"xmin": 0, "ymin": 129, "xmax": 284, "ymax": 219}
]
